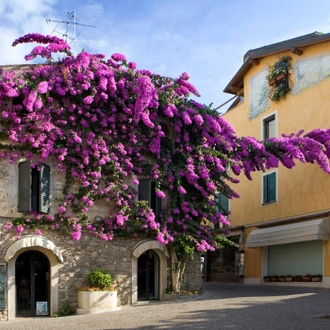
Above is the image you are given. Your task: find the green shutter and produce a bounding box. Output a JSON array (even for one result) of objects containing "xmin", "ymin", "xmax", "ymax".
[
  {"xmin": 139, "ymin": 179, "xmax": 150, "ymax": 204},
  {"xmin": 156, "ymin": 195, "xmax": 162, "ymax": 220},
  {"xmin": 263, "ymin": 172, "xmax": 276, "ymax": 203},
  {"xmin": 267, "ymin": 172, "xmax": 276, "ymax": 202},
  {"xmin": 263, "ymin": 175, "xmax": 268, "ymax": 203},
  {"xmin": 218, "ymin": 194, "xmax": 229, "ymax": 214},
  {"xmin": 18, "ymin": 161, "xmax": 32, "ymax": 212},
  {"xmin": 39, "ymin": 163, "xmax": 50, "ymax": 214}
]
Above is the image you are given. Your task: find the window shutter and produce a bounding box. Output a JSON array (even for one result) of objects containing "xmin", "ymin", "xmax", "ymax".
[
  {"xmin": 156, "ymin": 196, "xmax": 162, "ymax": 220},
  {"xmin": 263, "ymin": 175, "xmax": 268, "ymax": 203},
  {"xmin": 138, "ymin": 179, "xmax": 150, "ymax": 204},
  {"xmin": 18, "ymin": 161, "xmax": 32, "ymax": 212},
  {"xmin": 218, "ymin": 194, "xmax": 229, "ymax": 215},
  {"xmin": 268, "ymin": 172, "xmax": 276, "ymax": 202},
  {"xmin": 39, "ymin": 163, "xmax": 50, "ymax": 214}
]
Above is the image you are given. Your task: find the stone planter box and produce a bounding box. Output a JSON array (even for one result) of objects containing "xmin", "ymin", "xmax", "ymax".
[{"xmin": 76, "ymin": 290, "xmax": 118, "ymax": 315}]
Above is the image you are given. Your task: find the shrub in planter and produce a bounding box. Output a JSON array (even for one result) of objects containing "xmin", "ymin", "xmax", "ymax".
[
  {"xmin": 77, "ymin": 269, "xmax": 117, "ymax": 314},
  {"xmin": 278, "ymin": 275, "xmax": 286, "ymax": 282},
  {"xmin": 294, "ymin": 275, "xmax": 303, "ymax": 282},
  {"xmin": 285, "ymin": 274, "xmax": 294, "ymax": 282},
  {"xmin": 86, "ymin": 269, "xmax": 113, "ymax": 290},
  {"xmin": 263, "ymin": 276, "xmax": 271, "ymax": 282},
  {"xmin": 271, "ymin": 275, "xmax": 278, "ymax": 282},
  {"xmin": 311, "ymin": 274, "xmax": 323, "ymax": 282},
  {"xmin": 303, "ymin": 273, "xmax": 311, "ymax": 282}
]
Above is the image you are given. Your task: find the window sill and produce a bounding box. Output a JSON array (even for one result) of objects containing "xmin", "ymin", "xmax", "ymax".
[{"xmin": 262, "ymin": 200, "xmax": 277, "ymax": 206}]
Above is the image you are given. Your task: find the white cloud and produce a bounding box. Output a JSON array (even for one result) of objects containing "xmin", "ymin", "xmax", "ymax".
[{"xmin": 0, "ymin": 0, "xmax": 56, "ymax": 64}]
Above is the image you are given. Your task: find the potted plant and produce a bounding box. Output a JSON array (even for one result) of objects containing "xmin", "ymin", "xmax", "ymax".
[
  {"xmin": 311, "ymin": 274, "xmax": 323, "ymax": 282},
  {"xmin": 285, "ymin": 274, "xmax": 294, "ymax": 282},
  {"xmin": 263, "ymin": 276, "xmax": 271, "ymax": 282},
  {"xmin": 76, "ymin": 269, "xmax": 118, "ymax": 315},
  {"xmin": 271, "ymin": 275, "xmax": 278, "ymax": 282},
  {"xmin": 294, "ymin": 275, "xmax": 303, "ymax": 282},
  {"xmin": 266, "ymin": 56, "xmax": 292, "ymax": 101},
  {"xmin": 303, "ymin": 273, "xmax": 311, "ymax": 282},
  {"xmin": 278, "ymin": 275, "xmax": 286, "ymax": 282}
]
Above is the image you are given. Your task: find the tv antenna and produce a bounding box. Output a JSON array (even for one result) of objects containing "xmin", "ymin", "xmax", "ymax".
[{"xmin": 46, "ymin": 10, "xmax": 96, "ymax": 49}]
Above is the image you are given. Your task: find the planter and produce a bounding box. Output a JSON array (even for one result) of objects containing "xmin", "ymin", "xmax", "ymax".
[
  {"xmin": 303, "ymin": 276, "xmax": 311, "ymax": 282},
  {"xmin": 294, "ymin": 276, "xmax": 303, "ymax": 282},
  {"xmin": 275, "ymin": 73, "xmax": 286, "ymax": 81},
  {"xmin": 285, "ymin": 277, "xmax": 294, "ymax": 282},
  {"xmin": 76, "ymin": 290, "xmax": 118, "ymax": 315},
  {"xmin": 278, "ymin": 277, "xmax": 286, "ymax": 282},
  {"xmin": 271, "ymin": 277, "xmax": 278, "ymax": 282},
  {"xmin": 268, "ymin": 79, "xmax": 276, "ymax": 86},
  {"xmin": 263, "ymin": 277, "xmax": 271, "ymax": 282},
  {"xmin": 311, "ymin": 276, "xmax": 322, "ymax": 282}
]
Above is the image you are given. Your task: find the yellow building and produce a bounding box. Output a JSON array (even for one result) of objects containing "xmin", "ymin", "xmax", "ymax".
[{"xmin": 216, "ymin": 32, "xmax": 330, "ymax": 286}]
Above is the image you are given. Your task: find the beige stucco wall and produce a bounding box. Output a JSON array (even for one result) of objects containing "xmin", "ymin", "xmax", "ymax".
[{"xmin": 223, "ymin": 41, "xmax": 330, "ymax": 279}]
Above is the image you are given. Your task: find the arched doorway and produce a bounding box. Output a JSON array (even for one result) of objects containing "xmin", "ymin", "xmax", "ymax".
[
  {"xmin": 137, "ymin": 250, "xmax": 159, "ymax": 300},
  {"xmin": 15, "ymin": 251, "xmax": 50, "ymax": 317}
]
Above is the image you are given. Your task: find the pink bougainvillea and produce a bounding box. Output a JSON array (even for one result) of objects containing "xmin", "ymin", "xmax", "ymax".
[{"xmin": 1, "ymin": 33, "xmax": 330, "ymax": 254}]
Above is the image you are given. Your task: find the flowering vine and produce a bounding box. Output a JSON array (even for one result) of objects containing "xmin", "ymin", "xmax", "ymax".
[{"xmin": 1, "ymin": 33, "xmax": 330, "ymax": 256}]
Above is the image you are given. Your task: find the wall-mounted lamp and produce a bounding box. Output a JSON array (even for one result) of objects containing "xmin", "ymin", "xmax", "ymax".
[{"xmin": 95, "ymin": 215, "xmax": 102, "ymax": 222}]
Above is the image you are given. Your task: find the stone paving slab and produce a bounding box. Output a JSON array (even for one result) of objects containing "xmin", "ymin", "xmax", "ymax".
[{"xmin": 1, "ymin": 283, "xmax": 330, "ymax": 329}]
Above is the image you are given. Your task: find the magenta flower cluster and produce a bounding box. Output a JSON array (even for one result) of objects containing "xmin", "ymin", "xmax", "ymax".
[{"xmin": 1, "ymin": 33, "xmax": 330, "ymax": 251}]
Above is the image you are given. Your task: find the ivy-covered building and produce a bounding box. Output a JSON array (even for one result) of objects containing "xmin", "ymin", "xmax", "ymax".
[
  {"xmin": 219, "ymin": 32, "xmax": 330, "ymax": 286},
  {"xmin": 0, "ymin": 62, "xmax": 203, "ymax": 320}
]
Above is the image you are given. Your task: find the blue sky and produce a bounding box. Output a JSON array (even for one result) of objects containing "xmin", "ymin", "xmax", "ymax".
[{"xmin": 1, "ymin": 0, "xmax": 330, "ymax": 111}]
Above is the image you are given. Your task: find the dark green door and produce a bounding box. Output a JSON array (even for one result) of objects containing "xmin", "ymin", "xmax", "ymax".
[
  {"xmin": 16, "ymin": 251, "xmax": 50, "ymax": 317},
  {"xmin": 138, "ymin": 250, "xmax": 159, "ymax": 300}
]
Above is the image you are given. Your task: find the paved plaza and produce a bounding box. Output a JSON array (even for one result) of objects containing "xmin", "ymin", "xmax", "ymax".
[{"xmin": 1, "ymin": 283, "xmax": 330, "ymax": 329}]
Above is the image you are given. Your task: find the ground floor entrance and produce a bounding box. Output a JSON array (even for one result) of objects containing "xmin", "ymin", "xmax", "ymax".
[
  {"xmin": 206, "ymin": 236, "xmax": 240, "ymax": 283},
  {"xmin": 15, "ymin": 251, "xmax": 50, "ymax": 317},
  {"xmin": 137, "ymin": 250, "xmax": 159, "ymax": 300}
]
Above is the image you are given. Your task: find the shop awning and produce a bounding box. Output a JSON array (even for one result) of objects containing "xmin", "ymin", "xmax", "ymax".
[{"xmin": 246, "ymin": 218, "xmax": 329, "ymax": 248}]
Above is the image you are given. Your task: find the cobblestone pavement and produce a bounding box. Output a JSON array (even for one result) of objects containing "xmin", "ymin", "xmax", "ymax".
[{"xmin": 1, "ymin": 283, "xmax": 330, "ymax": 329}]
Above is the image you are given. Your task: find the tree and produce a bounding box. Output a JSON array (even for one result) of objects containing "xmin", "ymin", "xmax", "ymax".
[{"xmin": 1, "ymin": 34, "xmax": 330, "ymax": 292}]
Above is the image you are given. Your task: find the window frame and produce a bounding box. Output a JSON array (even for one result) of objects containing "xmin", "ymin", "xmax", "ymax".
[
  {"xmin": 138, "ymin": 179, "xmax": 162, "ymax": 220},
  {"xmin": 18, "ymin": 161, "xmax": 50, "ymax": 214},
  {"xmin": 217, "ymin": 193, "xmax": 229, "ymax": 216},
  {"xmin": 261, "ymin": 170, "xmax": 278, "ymax": 205},
  {"xmin": 261, "ymin": 111, "xmax": 277, "ymax": 140},
  {"xmin": 0, "ymin": 263, "xmax": 6, "ymax": 310}
]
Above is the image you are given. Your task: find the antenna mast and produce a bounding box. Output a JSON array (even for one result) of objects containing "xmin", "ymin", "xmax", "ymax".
[{"xmin": 46, "ymin": 10, "xmax": 96, "ymax": 49}]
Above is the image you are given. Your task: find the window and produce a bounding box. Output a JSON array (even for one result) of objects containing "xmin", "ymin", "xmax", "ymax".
[
  {"xmin": 18, "ymin": 161, "xmax": 50, "ymax": 213},
  {"xmin": 0, "ymin": 264, "xmax": 5, "ymax": 310},
  {"xmin": 215, "ymin": 193, "xmax": 229, "ymax": 230},
  {"xmin": 263, "ymin": 172, "xmax": 276, "ymax": 204},
  {"xmin": 263, "ymin": 114, "xmax": 276, "ymax": 139},
  {"xmin": 138, "ymin": 179, "xmax": 162, "ymax": 219},
  {"xmin": 218, "ymin": 193, "xmax": 229, "ymax": 215}
]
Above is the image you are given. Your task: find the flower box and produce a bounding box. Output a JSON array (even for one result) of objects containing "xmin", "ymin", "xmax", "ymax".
[
  {"xmin": 285, "ymin": 276, "xmax": 294, "ymax": 282},
  {"xmin": 275, "ymin": 73, "xmax": 286, "ymax": 81},
  {"xmin": 311, "ymin": 276, "xmax": 322, "ymax": 282},
  {"xmin": 268, "ymin": 79, "xmax": 276, "ymax": 86},
  {"xmin": 76, "ymin": 290, "xmax": 118, "ymax": 315},
  {"xmin": 302, "ymin": 276, "xmax": 311, "ymax": 282},
  {"xmin": 294, "ymin": 275, "xmax": 303, "ymax": 282}
]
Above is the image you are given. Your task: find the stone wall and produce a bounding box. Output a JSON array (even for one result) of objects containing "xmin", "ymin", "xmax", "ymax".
[
  {"xmin": 0, "ymin": 226, "xmax": 145, "ymax": 308},
  {"xmin": 182, "ymin": 253, "xmax": 203, "ymax": 292}
]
